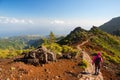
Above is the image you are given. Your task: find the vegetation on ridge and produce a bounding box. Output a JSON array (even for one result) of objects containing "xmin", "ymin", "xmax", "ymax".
[{"xmin": 59, "ymin": 26, "xmax": 120, "ymax": 64}]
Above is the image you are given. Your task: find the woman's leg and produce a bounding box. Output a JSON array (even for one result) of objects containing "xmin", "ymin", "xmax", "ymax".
[{"xmin": 95, "ymin": 64, "xmax": 98, "ymax": 74}]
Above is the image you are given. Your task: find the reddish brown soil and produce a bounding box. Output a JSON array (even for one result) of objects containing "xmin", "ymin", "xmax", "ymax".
[
  {"xmin": 101, "ymin": 63, "xmax": 120, "ymax": 80},
  {"xmin": 0, "ymin": 57, "xmax": 83, "ymax": 80}
]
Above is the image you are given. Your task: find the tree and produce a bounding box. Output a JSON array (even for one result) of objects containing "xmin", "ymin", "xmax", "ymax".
[
  {"xmin": 42, "ymin": 38, "xmax": 48, "ymax": 45},
  {"xmin": 48, "ymin": 31, "xmax": 56, "ymax": 43}
]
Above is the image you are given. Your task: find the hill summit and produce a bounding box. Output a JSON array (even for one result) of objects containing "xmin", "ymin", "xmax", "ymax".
[
  {"xmin": 59, "ymin": 26, "xmax": 104, "ymax": 45},
  {"xmin": 99, "ymin": 16, "xmax": 120, "ymax": 36},
  {"xmin": 59, "ymin": 27, "xmax": 88, "ymax": 45}
]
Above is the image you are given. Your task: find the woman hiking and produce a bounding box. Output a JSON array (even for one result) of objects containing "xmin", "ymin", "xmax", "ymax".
[{"xmin": 92, "ymin": 52, "xmax": 103, "ymax": 75}]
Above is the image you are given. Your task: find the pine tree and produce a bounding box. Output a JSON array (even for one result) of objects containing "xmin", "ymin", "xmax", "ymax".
[
  {"xmin": 43, "ymin": 38, "xmax": 48, "ymax": 45},
  {"xmin": 49, "ymin": 31, "xmax": 55, "ymax": 43}
]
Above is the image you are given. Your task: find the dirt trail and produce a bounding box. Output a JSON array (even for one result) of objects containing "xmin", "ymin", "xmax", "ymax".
[{"xmin": 77, "ymin": 40, "xmax": 104, "ymax": 80}]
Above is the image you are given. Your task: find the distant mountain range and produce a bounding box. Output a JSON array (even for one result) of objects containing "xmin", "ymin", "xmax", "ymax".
[
  {"xmin": 0, "ymin": 35, "xmax": 43, "ymax": 50},
  {"xmin": 99, "ymin": 16, "xmax": 120, "ymax": 36},
  {"xmin": 0, "ymin": 34, "xmax": 65, "ymax": 50}
]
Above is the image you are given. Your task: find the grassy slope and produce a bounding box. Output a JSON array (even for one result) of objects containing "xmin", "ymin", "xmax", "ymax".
[
  {"xmin": 59, "ymin": 26, "xmax": 120, "ymax": 64},
  {"xmin": 89, "ymin": 27, "xmax": 120, "ymax": 63},
  {"xmin": 59, "ymin": 26, "xmax": 120, "ymax": 79}
]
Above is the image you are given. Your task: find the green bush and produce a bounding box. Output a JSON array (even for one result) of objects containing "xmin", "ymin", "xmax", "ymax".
[
  {"xmin": 62, "ymin": 45, "xmax": 78, "ymax": 53},
  {"xmin": 0, "ymin": 49, "xmax": 31, "ymax": 58},
  {"xmin": 79, "ymin": 60, "xmax": 88, "ymax": 69},
  {"xmin": 43, "ymin": 43, "xmax": 62, "ymax": 55},
  {"xmin": 62, "ymin": 45, "xmax": 73, "ymax": 53},
  {"xmin": 43, "ymin": 42, "xmax": 80, "ymax": 58},
  {"xmin": 62, "ymin": 45, "xmax": 80, "ymax": 57}
]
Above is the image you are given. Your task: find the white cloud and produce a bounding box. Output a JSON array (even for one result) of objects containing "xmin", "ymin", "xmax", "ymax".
[
  {"xmin": 28, "ymin": 19, "xmax": 34, "ymax": 24},
  {"xmin": 0, "ymin": 16, "xmax": 107, "ymax": 31},
  {"xmin": 20, "ymin": 19, "xmax": 25, "ymax": 23},
  {"xmin": 51, "ymin": 20, "xmax": 65, "ymax": 24},
  {"xmin": 10, "ymin": 18, "xmax": 19, "ymax": 23},
  {"xmin": 0, "ymin": 16, "xmax": 34, "ymax": 24}
]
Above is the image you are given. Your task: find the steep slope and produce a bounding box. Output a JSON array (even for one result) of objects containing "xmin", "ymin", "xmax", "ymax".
[
  {"xmin": 58, "ymin": 27, "xmax": 88, "ymax": 45},
  {"xmin": 99, "ymin": 16, "xmax": 120, "ymax": 35}
]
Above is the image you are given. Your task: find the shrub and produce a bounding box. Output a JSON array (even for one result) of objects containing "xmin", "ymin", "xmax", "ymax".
[
  {"xmin": 62, "ymin": 45, "xmax": 78, "ymax": 53},
  {"xmin": 79, "ymin": 60, "xmax": 88, "ymax": 69},
  {"xmin": 62, "ymin": 45, "xmax": 80, "ymax": 57},
  {"xmin": 0, "ymin": 49, "xmax": 30, "ymax": 58},
  {"xmin": 43, "ymin": 43, "xmax": 62, "ymax": 55},
  {"xmin": 62, "ymin": 45, "xmax": 73, "ymax": 53}
]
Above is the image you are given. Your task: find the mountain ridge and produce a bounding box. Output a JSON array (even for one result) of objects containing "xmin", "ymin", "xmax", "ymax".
[
  {"xmin": 99, "ymin": 16, "xmax": 120, "ymax": 36},
  {"xmin": 59, "ymin": 26, "xmax": 120, "ymax": 79}
]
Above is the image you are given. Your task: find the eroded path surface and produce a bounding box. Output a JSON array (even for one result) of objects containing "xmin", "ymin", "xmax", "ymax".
[{"xmin": 77, "ymin": 40, "xmax": 104, "ymax": 80}]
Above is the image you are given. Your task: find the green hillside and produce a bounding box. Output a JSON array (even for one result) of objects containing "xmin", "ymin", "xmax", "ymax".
[
  {"xmin": 58, "ymin": 27, "xmax": 88, "ymax": 45},
  {"xmin": 89, "ymin": 27, "xmax": 120, "ymax": 63},
  {"xmin": 0, "ymin": 35, "xmax": 43, "ymax": 50},
  {"xmin": 59, "ymin": 26, "xmax": 120, "ymax": 64}
]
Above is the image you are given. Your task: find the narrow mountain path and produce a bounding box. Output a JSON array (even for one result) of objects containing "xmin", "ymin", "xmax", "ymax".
[{"xmin": 77, "ymin": 40, "xmax": 104, "ymax": 80}]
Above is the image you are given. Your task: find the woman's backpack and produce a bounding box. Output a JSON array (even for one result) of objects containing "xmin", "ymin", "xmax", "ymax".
[{"xmin": 95, "ymin": 56, "xmax": 101, "ymax": 64}]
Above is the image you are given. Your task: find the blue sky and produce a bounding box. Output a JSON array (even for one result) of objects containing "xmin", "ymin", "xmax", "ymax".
[{"xmin": 0, "ymin": 0, "xmax": 120, "ymax": 37}]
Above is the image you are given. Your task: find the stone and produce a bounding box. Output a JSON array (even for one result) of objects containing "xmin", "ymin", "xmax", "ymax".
[
  {"xmin": 55, "ymin": 76, "xmax": 60, "ymax": 79},
  {"xmin": 22, "ymin": 46, "xmax": 57, "ymax": 65},
  {"xmin": 0, "ymin": 68, "xmax": 2, "ymax": 72},
  {"xmin": 47, "ymin": 52, "xmax": 56, "ymax": 61},
  {"xmin": 10, "ymin": 67, "xmax": 15, "ymax": 71},
  {"xmin": 27, "ymin": 59, "xmax": 39, "ymax": 66},
  {"xmin": 62, "ymin": 53, "xmax": 72, "ymax": 59},
  {"xmin": 77, "ymin": 74, "xmax": 83, "ymax": 78},
  {"xmin": 6, "ymin": 78, "xmax": 10, "ymax": 80}
]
